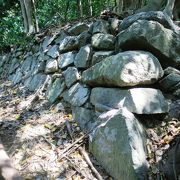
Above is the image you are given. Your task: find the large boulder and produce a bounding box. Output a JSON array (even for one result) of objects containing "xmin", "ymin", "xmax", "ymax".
[
  {"xmin": 91, "ymin": 33, "xmax": 115, "ymax": 50},
  {"xmin": 119, "ymin": 11, "xmax": 179, "ymax": 33},
  {"xmin": 82, "ymin": 51, "xmax": 164, "ymax": 87},
  {"xmin": 74, "ymin": 44, "xmax": 93, "ymax": 68},
  {"xmin": 46, "ymin": 78, "xmax": 66, "ymax": 103},
  {"xmin": 90, "ymin": 87, "xmax": 169, "ymax": 114},
  {"xmin": 117, "ymin": 20, "xmax": 180, "ymax": 67},
  {"xmin": 63, "ymin": 83, "xmax": 90, "ymax": 106},
  {"xmin": 89, "ymin": 109, "xmax": 148, "ymax": 180}
]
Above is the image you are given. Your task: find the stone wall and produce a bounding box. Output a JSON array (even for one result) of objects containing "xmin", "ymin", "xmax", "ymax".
[{"xmin": 0, "ymin": 11, "xmax": 180, "ymax": 179}]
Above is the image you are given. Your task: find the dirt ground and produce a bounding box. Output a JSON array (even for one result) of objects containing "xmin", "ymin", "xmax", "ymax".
[
  {"xmin": 0, "ymin": 79, "xmax": 180, "ymax": 180},
  {"xmin": 0, "ymin": 80, "xmax": 111, "ymax": 180}
]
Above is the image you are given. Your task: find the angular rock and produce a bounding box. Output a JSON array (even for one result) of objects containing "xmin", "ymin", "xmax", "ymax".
[
  {"xmin": 12, "ymin": 69, "xmax": 22, "ymax": 85},
  {"xmin": 164, "ymin": 67, "xmax": 180, "ymax": 76},
  {"xmin": 90, "ymin": 87, "xmax": 169, "ymax": 114},
  {"xmin": 63, "ymin": 67, "xmax": 81, "ymax": 88},
  {"xmin": 46, "ymin": 78, "xmax": 66, "ymax": 103},
  {"xmin": 159, "ymin": 74, "xmax": 180, "ymax": 92},
  {"xmin": 8, "ymin": 58, "xmax": 20, "ymax": 74},
  {"xmin": 92, "ymin": 33, "xmax": 115, "ymax": 50},
  {"xmin": 47, "ymin": 45, "xmax": 59, "ymax": 58},
  {"xmin": 74, "ymin": 44, "xmax": 93, "ymax": 68},
  {"xmin": 117, "ymin": 20, "xmax": 180, "ymax": 67},
  {"xmin": 91, "ymin": 20, "xmax": 110, "ymax": 34},
  {"xmin": 58, "ymin": 51, "xmax": 76, "ymax": 69},
  {"xmin": 45, "ymin": 59, "xmax": 58, "ymax": 73},
  {"xmin": 54, "ymin": 31, "xmax": 67, "ymax": 45},
  {"xmin": 82, "ymin": 51, "xmax": 164, "ymax": 87},
  {"xmin": 59, "ymin": 36, "xmax": 78, "ymax": 53},
  {"xmin": 91, "ymin": 51, "xmax": 114, "ymax": 65},
  {"xmin": 77, "ymin": 31, "xmax": 91, "ymax": 48},
  {"xmin": 27, "ymin": 73, "xmax": 47, "ymax": 91},
  {"xmin": 63, "ymin": 83, "xmax": 90, "ymax": 106},
  {"xmin": 68, "ymin": 23, "xmax": 89, "ymax": 35},
  {"xmin": 72, "ymin": 106, "xmax": 95, "ymax": 132},
  {"xmin": 89, "ymin": 108, "xmax": 148, "ymax": 179},
  {"xmin": 21, "ymin": 56, "xmax": 32, "ymax": 75},
  {"xmin": 42, "ymin": 35, "xmax": 56, "ymax": 51}
]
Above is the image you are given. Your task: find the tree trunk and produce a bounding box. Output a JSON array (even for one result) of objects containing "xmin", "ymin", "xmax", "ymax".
[
  {"xmin": 88, "ymin": 0, "xmax": 93, "ymax": 16},
  {"xmin": 77, "ymin": 0, "xmax": 83, "ymax": 18},
  {"xmin": 19, "ymin": 0, "xmax": 39, "ymax": 34}
]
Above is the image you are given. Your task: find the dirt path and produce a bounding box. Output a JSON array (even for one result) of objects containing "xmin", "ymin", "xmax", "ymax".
[{"xmin": 0, "ymin": 80, "xmax": 110, "ymax": 180}]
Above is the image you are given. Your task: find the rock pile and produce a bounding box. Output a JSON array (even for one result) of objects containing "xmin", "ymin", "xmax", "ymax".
[{"xmin": 0, "ymin": 12, "xmax": 179, "ymax": 179}]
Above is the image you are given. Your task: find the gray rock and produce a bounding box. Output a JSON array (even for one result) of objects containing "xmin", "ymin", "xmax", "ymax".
[
  {"xmin": 74, "ymin": 44, "xmax": 93, "ymax": 68},
  {"xmin": 159, "ymin": 73, "xmax": 180, "ymax": 92},
  {"xmin": 54, "ymin": 31, "xmax": 67, "ymax": 45},
  {"xmin": 169, "ymin": 100, "xmax": 180, "ymax": 120},
  {"xmin": 91, "ymin": 33, "xmax": 115, "ymax": 50},
  {"xmin": 117, "ymin": 20, "xmax": 180, "ymax": 67},
  {"xmin": 59, "ymin": 36, "xmax": 78, "ymax": 53},
  {"xmin": 164, "ymin": 67, "xmax": 180, "ymax": 76},
  {"xmin": 63, "ymin": 83, "xmax": 90, "ymax": 106},
  {"xmin": 27, "ymin": 73, "xmax": 47, "ymax": 91},
  {"xmin": 82, "ymin": 51, "xmax": 164, "ymax": 87},
  {"xmin": 45, "ymin": 59, "xmax": 58, "ymax": 73},
  {"xmin": 68, "ymin": 23, "xmax": 89, "ymax": 35},
  {"xmin": 109, "ymin": 18, "xmax": 121, "ymax": 35},
  {"xmin": 46, "ymin": 78, "xmax": 66, "ymax": 103},
  {"xmin": 8, "ymin": 58, "xmax": 20, "ymax": 74},
  {"xmin": 119, "ymin": 11, "xmax": 179, "ymax": 33},
  {"xmin": 91, "ymin": 51, "xmax": 114, "ymax": 65},
  {"xmin": 72, "ymin": 106, "xmax": 95, "ymax": 132},
  {"xmin": 12, "ymin": 69, "xmax": 22, "ymax": 85},
  {"xmin": 90, "ymin": 87, "xmax": 169, "ymax": 114},
  {"xmin": 89, "ymin": 108, "xmax": 148, "ymax": 180},
  {"xmin": 42, "ymin": 35, "xmax": 56, "ymax": 51},
  {"xmin": 21, "ymin": 56, "xmax": 32, "ymax": 75},
  {"xmin": 77, "ymin": 31, "xmax": 91, "ymax": 48},
  {"xmin": 47, "ymin": 45, "xmax": 59, "ymax": 58},
  {"xmin": 92, "ymin": 20, "xmax": 110, "ymax": 34},
  {"xmin": 63, "ymin": 67, "xmax": 81, "ymax": 88},
  {"xmin": 0, "ymin": 54, "xmax": 10, "ymax": 67},
  {"xmin": 58, "ymin": 51, "xmax": 76, "ymax": 69}
]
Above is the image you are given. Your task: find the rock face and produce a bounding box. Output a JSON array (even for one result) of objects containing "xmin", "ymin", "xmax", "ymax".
[
  {"xmin": 89, "ymin": 109, "xmax": 148, "ymax": 180},
  {"xmin": 91, "ymin": 33, "xmax": 115, "ymax": 50},
  {"xmin": 90, "ymin": 87, "xmax": 169, "ymax": 114},
  {"xmin": 63, "ymin": 83, "xmax": 90, "ymax": 106},
  {"xmin": 68, "ymin": 23, "xmax": 89, "ymax": 35},
  {"xmin": 82, "ymin": 51, "xmax": 164, "ymax": 87},
  {"xmin": 117, "ymin": 20, "xmax": 180, "ymax": 67},
  {"xmin": 46, "ymin": 78, "xmax": 66, "ymax": 103},
  {"xmin": 74, "ymin": 44, "xmax": 93, "ymax": 68},
  {"xmin": 58, "ymin": 51, "xmax": 76, "ymax": 69},
  {"xmin": 63, "ymin": 67, "xmax": 80, "ymax": 88}
]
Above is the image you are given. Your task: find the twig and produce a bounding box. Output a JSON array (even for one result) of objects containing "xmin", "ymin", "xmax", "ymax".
[
  {"xmin": 65, "ymin": 120, "xmax": 74, "ymax": 140},
  {"xmin": 58, "ymin": 134, "xmax": 86, "ymax": 159},
  {"xmin": 78, "ymin": 147, "xmax": 103, "ymax": 180}
]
